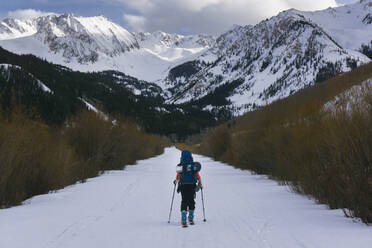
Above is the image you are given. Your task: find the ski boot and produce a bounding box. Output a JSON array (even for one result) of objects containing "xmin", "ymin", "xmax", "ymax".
[
  {"xmin": 181, "ymin": 211, "xmax": 187, "ymax": 227},
  {"xmin": 188, "ymin": 210, "xmax": 194, "ymax": 225}
]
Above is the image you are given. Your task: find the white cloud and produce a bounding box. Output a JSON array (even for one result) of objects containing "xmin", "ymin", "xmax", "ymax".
[
  {"xmin": 123, "ymin": 14, "xmax": 147, "ymax": 31},
  {"xmin": 7, "ymin": 9, "xmax": 56, "ymax": 20},
  {"xmin": 119, "ymin": 0, "xmax": 155, "ymax": 11},
  {"xmin": 118, "ymin": 0, "xmax": 339, "ymax": 35}
]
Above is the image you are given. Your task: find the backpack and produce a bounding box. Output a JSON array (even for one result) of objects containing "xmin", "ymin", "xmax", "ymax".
[
  {"xmin": 180, "ymin": 163, "xmax": 196, "ymax": 184},
  {"xmin": 178, "ymin": 151, "xmax": 201, "ymax": 185}
]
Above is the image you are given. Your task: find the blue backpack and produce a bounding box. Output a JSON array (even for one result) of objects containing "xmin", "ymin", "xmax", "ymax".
[{"xmin": 179, "ymin": 151, "xmax": 201, "ymax": 184}]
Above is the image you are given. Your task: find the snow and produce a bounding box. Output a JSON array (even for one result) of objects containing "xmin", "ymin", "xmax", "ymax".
[
  {"xmin": 80, "ymin": 98, "xmax": 99, "ymax": 113},
  {"xmin": 0, "ymin": 33, "xmax": 209, "ymax": 83},
  {"xmin": 133, "ymin": 88, "xmax": 142, "ymax": 95},
  {"xmin": 294, "ymin": 1, "xmax": 372, "ymax": 50},
  {"xmin": 79, "ymin": 98, "xmax": 108, "ymax": 120},
  {"xmin": 324, "ymin": 78, "xmax": 372, "ymax": 113},
  {"xmin": 74, "ymin": 15, "xmax": 137, "ymax": 50},
  {"xmin": 0, "ymin": 18, "xmax": 37, "ymax": 40},
  {"xmin": 0, "ymin": 63, "xmax": 22, "ymax": 70},
  {"xmin": 37, "ymin": 79, "xmax": 52, "ymax": 93},
  {"xmin": 203, "ymin": 105, "xmax": 214, "ymax": 111},
  {"xmin": 155, "ymin": 107, "xmax": 170, "ymax": 113},
  {"xmin": 0, "ymin": 147, "xmax": 371, "ymax": 248},
  {"xmin": 0, "ymin": 14, "xmax": 213, "ymax": 84}
]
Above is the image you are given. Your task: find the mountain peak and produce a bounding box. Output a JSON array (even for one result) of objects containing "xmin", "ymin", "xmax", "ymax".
[
  {"xmin": 0, "ymin": 13, "xmax": 140, "ymax": 63},
  {"xmin": 60, "ymin": 13, "xmax": 76, "ymax": 18},
  {"xmin": 1, "ymin": 2, "xmax": 371, "ymax": 102},
  {"xmin": 164, "ymin": 1, "xmax": 371, "ymax": 114}
]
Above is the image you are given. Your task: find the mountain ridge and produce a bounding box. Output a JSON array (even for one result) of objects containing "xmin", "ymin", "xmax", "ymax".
[
  {"xmin": 164, "ymin": 0, "xmax": 372, "ymax": 114},
  {"xmin": 1, "ymin": 1, "xmax": 371, "ymax": 116},
  {"xmin": 0, "ymin": 13, "xmax": 214, "ymax": 82}
]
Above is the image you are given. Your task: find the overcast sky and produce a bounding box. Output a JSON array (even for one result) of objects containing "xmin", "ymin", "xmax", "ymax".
[{"xmin": 0, "ymin": 0, "xmax": 360, "ymax": 35}]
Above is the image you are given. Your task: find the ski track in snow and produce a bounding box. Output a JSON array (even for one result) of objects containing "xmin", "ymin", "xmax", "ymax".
[{"xmin": 0, "ymin": 147, "xmax": 371, "ymax": 248}]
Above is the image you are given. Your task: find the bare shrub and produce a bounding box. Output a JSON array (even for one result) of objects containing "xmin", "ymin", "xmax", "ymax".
[{"xmin": 0, "ymin": 108, "xmax": 166, "ymax": 207}]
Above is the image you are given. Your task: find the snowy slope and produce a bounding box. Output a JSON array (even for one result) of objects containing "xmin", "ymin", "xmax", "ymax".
[
  {"xmin": 0, "ymin": 14, "xmax": 139, "ymax": 65},
  {"xmin": 297, "ymin": 0, "xmax": 372, "ymax": 50},
  {"xmin": 0, "ymin": 18, "xmax": 37, "ymax": 40},
  {"xmin": 0, "ymin": 14, "xmax": 214, "ymax": 82},
  {"xmin": 0, "ymin": 148, "xmax": 371, "ymax": 248},
  {"xmin": 135, "ymin": 31, "xmax": 214, "ymax": 62},
  {"xmin": 324, "ymin": 77, "xmax": 372, "ymax": 113},
  {"xmin": 165, "ymin": 0, "xmax": 372, "ymax": 114}
]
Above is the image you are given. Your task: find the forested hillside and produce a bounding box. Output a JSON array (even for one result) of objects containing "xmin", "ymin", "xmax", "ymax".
[{"xmin": 0, "ymin": 46, "xmax": 217, "ymax": 139}]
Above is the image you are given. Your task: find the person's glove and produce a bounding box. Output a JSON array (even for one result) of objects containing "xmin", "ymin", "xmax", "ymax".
[
  {"xmin": 198, "ymin": 181, "xmax": 203, "ymax": 189},
  {"xmin": 173, "ymin": 179, "xmax": 178, "ymax": 185}
]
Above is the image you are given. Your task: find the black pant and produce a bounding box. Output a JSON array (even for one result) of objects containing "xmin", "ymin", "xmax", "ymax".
[{"xmin": 180, "ymin": 184, "xmax": 196, "ymax": 211}]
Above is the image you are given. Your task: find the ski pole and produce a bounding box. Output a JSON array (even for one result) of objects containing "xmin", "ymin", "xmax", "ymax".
[
  {"xmin": 201, "ymin": 188, "xmax": 206, "ymax": 222},
  {"xmin": 168, "ymin": 183, "xmax": 176, "ymax": 223}
]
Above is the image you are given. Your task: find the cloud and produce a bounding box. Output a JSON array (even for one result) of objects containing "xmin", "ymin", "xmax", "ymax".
[
  {"xmin": 7, "ymin": 9, "xmax": 56, "ymax": 20},
  {"xmin": 123, "ymin": 14, "xmax": 147, "ymax": 31},
  {"xmin": 118, "ymin": 0, "xmax": 339, "ymax": 35}
]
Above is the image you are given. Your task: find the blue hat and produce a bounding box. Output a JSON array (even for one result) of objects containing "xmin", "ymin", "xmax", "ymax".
[
  {"xmin": 181, "ymin": 150, "xmax": 193, "ymax": 164},
  {"xmin": 181, "ymin": 150, "xmax": 192, "ymax": 158}
]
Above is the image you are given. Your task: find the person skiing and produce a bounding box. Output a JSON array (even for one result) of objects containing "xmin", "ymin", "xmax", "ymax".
[{"xmin": 173, "ymin": 150, "xmax": 202, "ymax": 227}]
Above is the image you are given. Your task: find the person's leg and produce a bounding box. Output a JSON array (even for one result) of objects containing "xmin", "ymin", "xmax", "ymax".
[
  {"xmin": 188, "ymin": 209, "xmax": 194, "ymax": 223},
  {"xmin": 186, "ymin": 184, "xmax": 196, "ymax": 210},
  {"xmin": 181, "ymin": 210, "xmax": 187, "ymax": 225},
  {"xmin": 184, "ymin": 184, "xmax": 196, "ymax": 223},
  {"xmin": 180, "ymin": 185, "xmax": 188, "ymax": 225},
  {"xmin": 180, "ymin": 185, "xmax": 188, "ymax": 212}
]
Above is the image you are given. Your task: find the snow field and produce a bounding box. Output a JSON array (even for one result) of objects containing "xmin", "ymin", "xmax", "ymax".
[{"xmin": 0, "ymin": 147, "xmax": 371, "ymax": 248}]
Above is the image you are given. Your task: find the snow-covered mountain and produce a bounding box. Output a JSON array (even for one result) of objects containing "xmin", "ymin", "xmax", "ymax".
[
  {"xmin": 0, "ymin": 14, "xmax": 214, "ymax": 82},
  {"xmin": 0, "ymin": 14, "xmax": 139, "ymax": 61},
  {"xmin": 1, "ymin": 1, "xmax": 371, "ymax": 115},
  {"xmin": 164, "ymin": 0, "xmax": 372, "ymax": 114}
]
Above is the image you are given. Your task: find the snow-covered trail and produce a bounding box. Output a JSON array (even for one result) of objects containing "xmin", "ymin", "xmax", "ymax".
[{"xmin": 1, "ymin": 147, "xmax": 371, "ymax": 248}]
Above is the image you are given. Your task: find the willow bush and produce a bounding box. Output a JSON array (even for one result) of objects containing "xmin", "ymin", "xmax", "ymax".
[{"xmin": 0, "ymin": 109, "xmax": 166, "ymax": 207}]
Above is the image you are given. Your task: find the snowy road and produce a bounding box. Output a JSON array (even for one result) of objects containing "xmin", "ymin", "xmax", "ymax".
[{"xmin": 1, "ymin": 147, "xmax": 371, "ymax": 248}]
